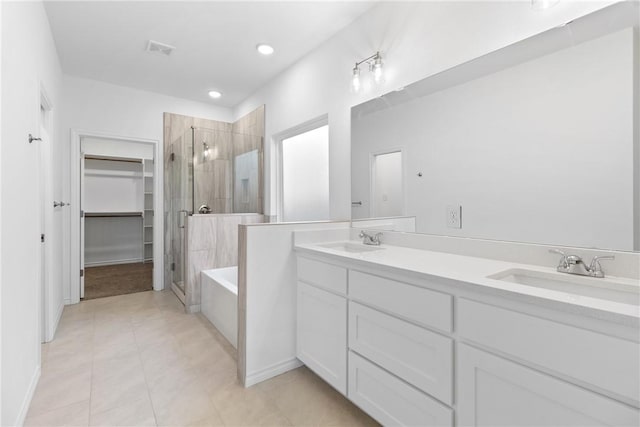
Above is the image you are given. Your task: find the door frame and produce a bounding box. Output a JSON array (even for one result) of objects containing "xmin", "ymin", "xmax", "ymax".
[
  {"xmin": 369, "ymin": 147, "xmax": 406, "ymax": 218},
  {"xmin": 38, "ymin": 84, "xmax": 57, "ymax": 342},
  {"xmin": 69, "ymin": 129, "xmax": 163, "ymax": 304}
]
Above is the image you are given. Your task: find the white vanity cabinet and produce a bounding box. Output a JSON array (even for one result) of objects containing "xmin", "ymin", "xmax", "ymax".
[
  {"xmin": 457, "ymin": 344, "xmax": 639, "ymax": 427},
  {"xmin": 296, "ymin": 257, "xmax": 348, "ymax": 394},
  {"xmin": 295, "ymin": 252, "xmax": 640, "ymax": 427}
]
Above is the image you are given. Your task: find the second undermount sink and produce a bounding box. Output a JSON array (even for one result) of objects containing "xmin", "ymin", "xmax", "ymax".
[
  {"xmin": 488, "ymin": 268, "xmax": 640, "ymax": 306},
  {"xmin": 319, "ymin": 241, "xmax": 386, "ymax": 254}
]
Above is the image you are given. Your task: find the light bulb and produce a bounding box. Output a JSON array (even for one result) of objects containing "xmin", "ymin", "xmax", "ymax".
[
  {"xmin": 256, "ymin": 44, "xmax": 275, "ymax": 55},
  {"xmin": 371, "ymin": 55, "xmax": 384, "ymax": 84},
  {"xmin": 351, "ymin": 66, "xmax": 361, "ymax": 93}
]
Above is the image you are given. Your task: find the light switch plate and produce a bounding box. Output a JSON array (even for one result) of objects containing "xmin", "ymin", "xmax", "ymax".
[{"xmin": 447, "ymin": 205, "xmax": 462, "ymax": 228}]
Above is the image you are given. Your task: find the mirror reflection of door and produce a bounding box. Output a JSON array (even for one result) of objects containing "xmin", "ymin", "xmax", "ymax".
[{"xmin": 372, "ymin": 151, "xmax": 403, "ymax": 218}]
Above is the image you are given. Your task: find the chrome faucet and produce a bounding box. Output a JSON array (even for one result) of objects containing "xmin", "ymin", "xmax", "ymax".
[
  {"xmin": 359, "ymin": 231, "xmax": 382, "ymax": 246},
  {"xmin": 549, "ymin": 249, "xmax": 614, "ymax": 278}
]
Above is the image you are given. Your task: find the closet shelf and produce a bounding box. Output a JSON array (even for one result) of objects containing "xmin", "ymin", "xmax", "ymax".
[
  {"xmin": 85, "ymin": 155, "xmax": 143, "ymax": 163},
  {"xmin": 85, "ymin": 211, "xmax": 143, "ymax": 218},
  {"xmin": 144, "ymin": 241, "xmax": 153, "ymax": 245}
]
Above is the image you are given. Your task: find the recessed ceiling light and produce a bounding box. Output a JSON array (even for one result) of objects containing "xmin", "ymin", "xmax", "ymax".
[
  {"xmin": 208, "ymin": 90, "xmax": 222, "ymax": 99},
  {"xmin": 256, "ymin": 44, "xmax": 275, "ymax": 55}
]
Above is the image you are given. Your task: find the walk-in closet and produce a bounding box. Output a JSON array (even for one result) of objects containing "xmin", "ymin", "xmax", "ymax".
[{"xmin": 81, "ymin": 137, "xmax": 155, "ymax": 299}]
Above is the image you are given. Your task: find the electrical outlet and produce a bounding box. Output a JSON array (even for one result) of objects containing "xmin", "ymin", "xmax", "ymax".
[{"xmin": 446, "ymin": 205, "xmax": 462, "ymax": 228}]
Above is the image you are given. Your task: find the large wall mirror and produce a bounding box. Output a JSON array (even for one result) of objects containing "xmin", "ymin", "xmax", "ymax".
[{"xmin": 351, "ymin": 2, "xmax": 639, "ymax": 252}]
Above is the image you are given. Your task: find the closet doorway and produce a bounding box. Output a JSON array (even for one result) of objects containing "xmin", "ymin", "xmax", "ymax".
[{"xmin": 70, "ymin": 133, "xmax": 162, "ymax": 303}]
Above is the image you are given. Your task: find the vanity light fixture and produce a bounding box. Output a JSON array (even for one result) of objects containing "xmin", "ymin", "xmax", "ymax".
[
  {"xmin": 256, "ymin": 44, "xmax": 274, "ymax": 55},
  {"xmin": 351, "ymin": 51, "xmax": 384, "ymax": 93},
  {"xmin": 531, "ymin": 0, "xmax": 559, "ymax": 10},
  {"xmin": 208, "ymin": 90, "xmax": 222, "ymax": 99}
]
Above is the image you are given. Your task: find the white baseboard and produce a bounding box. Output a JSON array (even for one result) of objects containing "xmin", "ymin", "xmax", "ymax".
[
  {"xmin": 245, "ymin": 358, "xmax": 303, "ymax": 387},
  {"xmin": 84, "ymin": 258, "xmax": 143, "ymax": 267},
  {"xmin": 14, "ymin": 365, "xmax": 41, "ymax": 426}
]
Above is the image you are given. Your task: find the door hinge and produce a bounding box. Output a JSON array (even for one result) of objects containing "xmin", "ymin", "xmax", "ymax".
[
  {"xmin": 80, "ymin": 210, "xmax": 85, "ymax": 218},
  {"xmin": 170, "ymin": 153, "xmax": 175, "ymax": 161},
  {"xmin": 40, "ymin": 233, "xmax": 45, "ymax": 243},
  {"xmin": 171, "ymin": 262, "xmax": 175, "ymax": 271},
  {"xmin": 80, "ymin": 269, "xmax": 84, "ymax": 277}
]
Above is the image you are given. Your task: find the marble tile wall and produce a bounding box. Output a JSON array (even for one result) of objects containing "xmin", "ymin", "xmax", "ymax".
[
  {"xmin": 193, "ymin": 128, "xmax": 233, "ymax": 214},
  {"xmin": 163, "ymin": 113, "xmax": 233, "ymax": 293},
  {"xmin": 232, "ymin": 105, "xmax": 265, "ymax": 213},
  {"xmin": 163, "ymin": 106, "xmax": 265, "ymax": 306},
  {"xmin": 184, "ymin": 213, "xmax": 264, "ymax": 312}
]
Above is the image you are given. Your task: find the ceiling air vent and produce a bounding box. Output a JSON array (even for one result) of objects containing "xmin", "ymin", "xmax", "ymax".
[{"xmin": 146, "ymin": 40, "xmax": 175, "ymax": 56}]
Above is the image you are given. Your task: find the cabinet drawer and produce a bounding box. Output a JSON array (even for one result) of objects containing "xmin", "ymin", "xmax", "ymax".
[
  {"xmin": 297, "ymin": 282, "xmax": 347, "ymax": 394},
  {"xmin": 297, "ymin": 256, "xmax": 347, "ymax": 295},
  {"xmin": 348, "ymin": 351, "xmax": 453, "ymax": 427},
  {"xmin": 349, "ymin": 302, "xmax": 453, "ymax": 405},
  {"xmin": 458, "ymin": 344, "xmax": 639, "ymax": 427},
  {"xmin": 349, "ymin": 270, "xmax": 452, "ymax": 332},
  {"xmin": 458, "ymin": 298, "xmax": 640, "ymax": 404}
]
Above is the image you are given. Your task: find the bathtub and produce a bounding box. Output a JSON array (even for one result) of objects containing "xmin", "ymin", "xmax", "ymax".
[{"xmin": 201, "ymin": 266, "xmax": 238, "ymax": 348}]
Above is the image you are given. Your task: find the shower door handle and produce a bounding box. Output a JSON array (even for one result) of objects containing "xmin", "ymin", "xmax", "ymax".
[{"xmin": 178, "ymin": 210, "xmax": 189, "ymax": 229}]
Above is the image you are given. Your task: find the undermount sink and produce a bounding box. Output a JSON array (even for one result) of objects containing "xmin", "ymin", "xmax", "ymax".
[
  {"xmin": 488, "ymin": 268, "xmax": 640, "ymax": 306},
  {"xmin": 318, "ymin": 242, "xmax": 386, "ymax": 254}
]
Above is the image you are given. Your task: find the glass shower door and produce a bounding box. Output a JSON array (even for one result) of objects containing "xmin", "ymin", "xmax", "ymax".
[{"xmin": 170, "ymin": 130, "xmax": 193, "ymax": 293}]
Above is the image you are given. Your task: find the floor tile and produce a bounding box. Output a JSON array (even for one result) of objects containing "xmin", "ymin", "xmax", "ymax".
[
  {"xmin": 27, "ymin": 290, "xmax": 378, "ymax": 427},
  {"xmin": 89, "ymin": 395, "xmax": 156, "ymax": 427},
  {"xmin": 28, "ymin": 368, "xmax": 92, "ymax": 417},
  {"xmin": 25, "ymin": 400, "xmax": 90, "ymax": 427}
]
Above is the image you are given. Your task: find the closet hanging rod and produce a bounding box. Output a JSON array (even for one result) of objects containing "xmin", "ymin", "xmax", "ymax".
[
  {"xmin": 85, "ymin": 155, "xmax": 143, "ymax": 163},
  {"xmin": 85, "ymin": 211, "xmax": 143, "ymax": 218}
]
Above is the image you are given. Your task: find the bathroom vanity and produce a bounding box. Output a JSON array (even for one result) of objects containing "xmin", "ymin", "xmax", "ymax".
[{"xmin": 294, "ymin": 238, "xmax": 640, "ymax": 427}]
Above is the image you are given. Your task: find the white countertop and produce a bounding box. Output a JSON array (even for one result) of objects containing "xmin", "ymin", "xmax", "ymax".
[{"xmin": 295, "ymin": 240, "xmax": 640, "ymax": 326}]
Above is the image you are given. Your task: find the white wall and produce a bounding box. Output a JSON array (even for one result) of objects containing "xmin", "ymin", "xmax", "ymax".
[
  {"xmin": 0, "ymin": 1, "xmax": 4, "ymax": 424},
  {"xmin": 82, "ymin": 136, "xmax": 154, "ymax": 160},
  {"xmin": 1, "ymin": 2, "xmax": 62, "ymax": 425},
  {"xmin": 241, "ymin": 222, "xmax": 350, "ymax": 387},
  {"xmin": 233, "ymin": 1, "xmax": 617, "ymax": 222},
  {"xmin": 353, "ymin": 28, "xmax": 635, "ymax": 251},
  {"xmin": 60, "ymin": 76, "xmax": 233, "ymax": 302}
]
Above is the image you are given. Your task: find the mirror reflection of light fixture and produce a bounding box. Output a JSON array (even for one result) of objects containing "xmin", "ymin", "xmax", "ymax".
[
  {"xmin": 351, "ymin": 51, "xmax": 384, "ymax": 93},
  {"xmin": 351, "ymin": 66, "xmax": 361, "ymax": 93},
  {"xmin": 203, "ymin": 142, "xmax": 210, "ymax": 159},
  {"xmin": 531, "ymin": 0, "xmax": 559, "ymax": 10}
]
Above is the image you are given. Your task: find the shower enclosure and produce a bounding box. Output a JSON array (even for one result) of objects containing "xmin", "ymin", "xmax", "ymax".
[{"xmin": 169, "ymin": 127, "xmax": 263, "ymax": 294}]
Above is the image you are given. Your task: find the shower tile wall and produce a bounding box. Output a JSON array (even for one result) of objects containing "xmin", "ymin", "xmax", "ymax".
[
  {"xmin": 193, "ymin": 129, "xmax": 233, "ymax": 213},
  {"xmin": 163, "ymin": 106, "xmax": 265, "ymax": 301},
  {"xmin": 163, "ymin": 113, "xmax": 233, "ymax": 290},
  {"xmin": 233, "ymin": 105, "xmax": 265, "ymax": 214}
]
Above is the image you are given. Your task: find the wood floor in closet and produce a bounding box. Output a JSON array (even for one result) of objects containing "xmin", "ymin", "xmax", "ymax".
[{"xmin": 84, "ymin": 263, "xmax": 153, "ymax": 300}]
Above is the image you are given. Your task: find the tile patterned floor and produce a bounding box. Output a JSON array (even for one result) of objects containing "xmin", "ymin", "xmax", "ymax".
[{"xmin": 25, "ymin": 290, "xmax": 378, "ymax": 427}]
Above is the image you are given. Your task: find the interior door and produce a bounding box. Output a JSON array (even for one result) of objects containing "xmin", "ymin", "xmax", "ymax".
[
  {"xmin": 372, "ymin": 151, "xmax": 403, "ymax": 218},
  {"xmin": 80, "ymin": 152, "xmax": 85, "ymax": 299}
]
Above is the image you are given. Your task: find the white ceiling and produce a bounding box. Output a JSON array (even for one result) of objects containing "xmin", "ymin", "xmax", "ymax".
[{"xmin": 44, "ymin": 1, "xmax": 375, "ymax": 108}]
